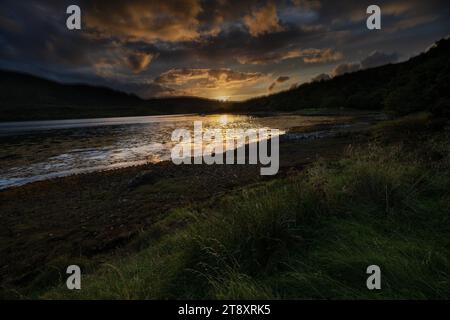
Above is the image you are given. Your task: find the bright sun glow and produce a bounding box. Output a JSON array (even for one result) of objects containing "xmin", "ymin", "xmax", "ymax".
[
  {"xmin": 216, "ymin": 96, "xmax": 230, "ymax": 102},
  {"xmin": 218, "ymin": 115, "xmax": 228, "ymax": 125}
]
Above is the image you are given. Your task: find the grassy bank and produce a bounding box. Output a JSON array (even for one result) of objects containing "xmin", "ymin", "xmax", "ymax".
[{"xmin": 42, "ymin": 114, "xmax": 450, "ymax": 299}]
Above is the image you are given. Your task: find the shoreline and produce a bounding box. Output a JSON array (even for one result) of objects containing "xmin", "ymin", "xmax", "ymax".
[
  {"xmin": 0, "ymin": 111, "xmax": 383, "ymax": 191},
  {"xmin": 0, "ymin": 133, "xmax": 355, "ymax": 290}
]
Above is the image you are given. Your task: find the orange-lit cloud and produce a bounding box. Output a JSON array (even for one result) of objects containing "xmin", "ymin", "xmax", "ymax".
[
  {"xmin": 237, "ymin": 48, "xmax": 343, "ymax": 64},
  {"xmin": 156, "ymin": 68, "xmax": 265, "ymax": 88},
  {"xmin": 84, "ymin": 0, "xmax": 202, "ymax": 42},
  {"xmin": 331, "ymin": 62, "xmax": 361, "ymax": 77},
  {"xmin": 301, "ymin": 48, "xmax": 344, "ymax": 63},
  {"xmin": 155, "ymin": 68, "xmax": 269, "ymax": 99},
  {"xmin": 244, "ymin": 1, "xmax": 284, "ymax": 37}
]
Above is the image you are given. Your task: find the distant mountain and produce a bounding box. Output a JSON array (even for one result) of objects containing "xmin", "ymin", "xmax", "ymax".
[
  {"xmin": 238, "ymin": 37, "xmax": 450, "ymax": 116},
  {"xmin": 1, "ymin": 37, "xmax": 449, "ymax": 121},
  {"xmin": 0, "ymin": 71, "xmax": 228, "ymax": 121}
]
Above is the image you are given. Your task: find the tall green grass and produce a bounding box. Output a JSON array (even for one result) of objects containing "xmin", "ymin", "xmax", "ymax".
[{"xmin": 43, "ymin": 122, "xmax": 450, "ymax": 299}]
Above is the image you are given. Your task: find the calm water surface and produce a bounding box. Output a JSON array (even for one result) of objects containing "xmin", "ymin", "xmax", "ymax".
[{"xmin": 0, "ymin": 113, "xmax": 352, "ymax": 189}]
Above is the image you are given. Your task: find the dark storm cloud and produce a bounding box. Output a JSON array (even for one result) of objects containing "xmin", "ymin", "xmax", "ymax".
[
  {"xmin": 304, "ymin": 0, "xmax": 448, "ymax": 28},
  {"xmin": 360, "ymin": 51, "xmax": 399, "ymax": 69},
  {"xmin": 1, "ymin": 0, "xmax": 449, "ymax": 99},
  {"xmin": 125, "ymin": 52, "xmax": 157, "ymax": 74},
  {"xmin": 0, "ymin": 1, "xmax": 90, "ymax": 69},
  {"xmin": 268, "ymin": 75, "xmax": 291, "ymax": 91},
  {"xmin": 276, "ymin": 76, "xmax": 290, "ymax": 82}
]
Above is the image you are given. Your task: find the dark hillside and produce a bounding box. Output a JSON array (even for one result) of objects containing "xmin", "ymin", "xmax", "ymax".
[
  {"xmin": 0, "ymin": 71, "xmax": 228, "ymax": 121},
  {"xmin": 238, "ymin": 38, "xmax": 450, "ymax": 116}
]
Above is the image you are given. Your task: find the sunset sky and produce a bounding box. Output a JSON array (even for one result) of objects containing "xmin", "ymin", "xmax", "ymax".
[{"xmin": 1, "ymin": 0, "xmax": 449, "ymax": 101}]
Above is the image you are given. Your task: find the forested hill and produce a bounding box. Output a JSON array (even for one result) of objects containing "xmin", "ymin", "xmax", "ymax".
[
  {"xmin": 238, "ymin": 38, "xmax": 450, "ymax": 116},
  {"xmin": 0, "ymin": 71, "xmax": 228, "ymax": 121}
]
